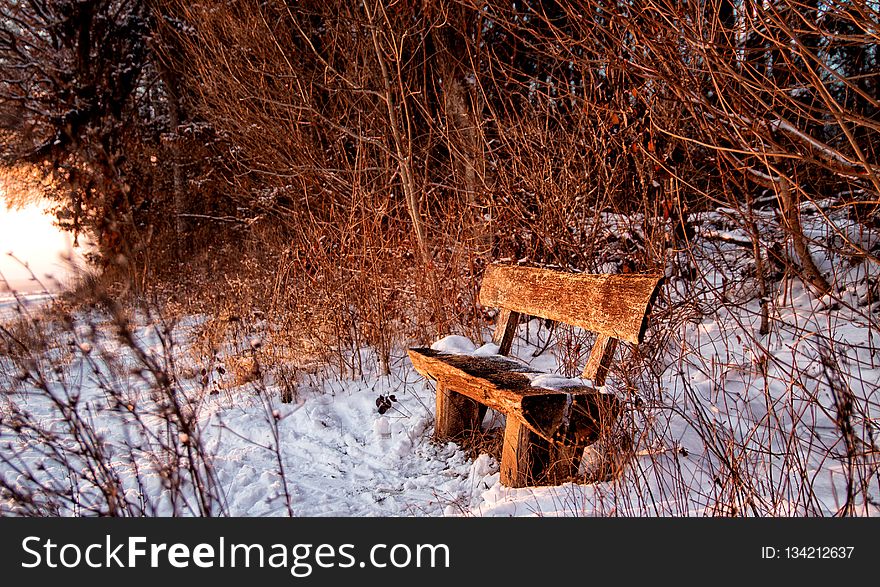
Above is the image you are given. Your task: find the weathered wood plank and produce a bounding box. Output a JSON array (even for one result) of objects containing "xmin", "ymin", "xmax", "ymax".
[
  {"xmin": 408, "ymin": 348, "xmax": 619, "ymax": 446},
  {"xmin": 582, "ymin": 333, "xmax": 618, "ymax": 386},
  {"xmin": 410, "ymin": 349, "xmax": 562, "ymax": 444},
  {"xmin": 500, "ymin": 417, "xmax": 534, "ymax": 487},
  {"xmin": 434, "ymin": 382, "xmax": 482, "ymax": 442},
  {"xmin": 492, "ymin": 308, "xmax": 520, "ymax": 356},
  {"xmin": 479, "ymin": 264, "xmax": 663, "ymax": 344}
]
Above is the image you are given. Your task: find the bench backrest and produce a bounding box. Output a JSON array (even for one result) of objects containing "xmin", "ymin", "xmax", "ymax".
[
  {"xmin": 479, "ymin": 263, "xmax": 663, "ymax": 384},
  {"xmin": 479, "ymin": 264, "xmax": 662, "ymax": 344}
]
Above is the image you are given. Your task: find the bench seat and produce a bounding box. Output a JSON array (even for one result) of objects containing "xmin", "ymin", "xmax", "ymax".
[{"xmin": 408, "ymin": 347, "xmax": 620, "ymax": 446}]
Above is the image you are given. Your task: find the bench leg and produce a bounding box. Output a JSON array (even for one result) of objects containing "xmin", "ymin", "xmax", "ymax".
[
  {"xmin": 547, "ymin": 445, "xmax": 586, "ymax": 483},
  {"xmin": 581, "ymin": 430, "xmax": 634, "ymax": 482},
  {"xmin": 501, "ymin": 419, "xmax": 586, "ymax": 487},
  {"xmin": 501, "ymin": 418, "xmax": 565, "ymax": 487},
  {"xmin": 434, "ymin": 382, "xmax": 482, "ymax": 442},
  {"xmin": 500, "ymin": 418, "xmax": 533, "ymax": 487}
]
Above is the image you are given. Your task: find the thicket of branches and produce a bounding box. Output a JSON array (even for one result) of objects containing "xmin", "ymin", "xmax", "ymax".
[
  {"xmin": 0, "ymin": 0, "xmax": 235, "ymax": 292},
  {"xmin": 2, "ymin": 1, "xmax": 877, "ymax": 330},
  {"xmin": 164, "ymin": 0, "xmax": 880, "ymax": 348}
]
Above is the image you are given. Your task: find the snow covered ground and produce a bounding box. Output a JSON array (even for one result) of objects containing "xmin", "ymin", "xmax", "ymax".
[
  {"xmin": 2, "ymin": 208, "xmax": 879, "ymax": 517},
  {"xmin": 0, "ymin": 292, "xmax": 54, "ymax": 321},
  {"xmin": 0, "ymin": 299, "xmax": 505, "ymax": 516}
]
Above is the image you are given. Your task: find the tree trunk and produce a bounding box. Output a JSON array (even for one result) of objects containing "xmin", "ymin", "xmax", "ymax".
[
  {"xmin": 159, "ymin": 66, "xmax": 186, "ymax": 256},
  {"xmin": 363, "ymin": 0, "xmax": 428, "ymax": 263},
  {"xmin": 777, "ymin": 176, "xmax": 831, "ymax": 296},
  {"xmin": 433, "ymin": 11, "xmax": 488, "ymax": 257}
]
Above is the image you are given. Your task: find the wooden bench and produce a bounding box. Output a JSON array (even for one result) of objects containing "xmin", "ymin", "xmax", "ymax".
[{"xmin": 408, "ymin": 263, "xmax": 662, "ymax": 488}]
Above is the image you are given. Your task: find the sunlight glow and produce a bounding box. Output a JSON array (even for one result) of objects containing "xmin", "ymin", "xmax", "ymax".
[{"xmin": 0, "ymin": 188, "xmax": 82, "ymax": 293}]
